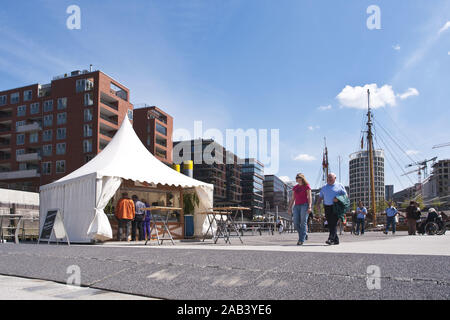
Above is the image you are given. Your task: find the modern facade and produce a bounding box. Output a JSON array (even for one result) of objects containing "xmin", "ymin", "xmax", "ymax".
[
  {"xmin": 133, "ymin": 105, "xmax": 173, "ymax": 165},
  {"xmin": 173, "ymin": 139, "xmax": 242, "ymax": 205},
  {"xmin": 349, "ymin": 150, "xmax": 385, "ymax": 209},
  {"xmin": 0, "ymin": 70, "xmax": 133, "ymax": 192},
  {"xmin": 385, "ymin": 185, "xmax": 394, "ymax": 201},
  {"xmin": 263, "ymin": 175, "xmax": 289, "ymax": 212},
  {"xmin": 240, "ymin": 158, "xmax": 264, "ymax": 218},
  {"xmin": 423, "ymin": 159, "xmax": 450, "ymax": 205}
]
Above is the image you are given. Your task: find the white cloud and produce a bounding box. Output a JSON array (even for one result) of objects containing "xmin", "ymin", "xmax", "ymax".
[
  {"xmin": 294, "ymin": 154, "xmax": 316, "ymax": 161},
  {"xmin": 307, "ymin": 125, "xmax": 320, "ymax": 131},
  {"xmin": 406, "ymin": 150, "xmax": 420, "ymax": 156},
  {"xmin": 336, "ymin": 84, "xmax": 419, "ymax": 109},
  {"xmin": 317, "ymin": 104, "xmax": 332, "ymax": 111},
  {"xmin": 336, "ymin": 84, "xmax": 397, "ymax": 109},
  {"xmin": 393, "ymin": 44, "xmax": 401, "ymax": 51},
  {"xmin": 398, "ymin": 88, "xmax": 419, "ymax": 100},
  {"xmin": 438, "ymin": 21, "xmax": 450, "ymax": 34},
  {"xmin": 448, "ymin": 51, "xmax": 450, "ymax": 55}
]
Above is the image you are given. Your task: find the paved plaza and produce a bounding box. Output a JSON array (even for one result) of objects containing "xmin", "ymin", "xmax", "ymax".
[{"xmin": 0, "ymin": 231, "xmax": 449, "ymax": 300}]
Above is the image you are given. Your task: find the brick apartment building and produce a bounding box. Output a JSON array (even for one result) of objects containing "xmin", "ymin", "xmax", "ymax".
[
  {"xmin": 133, "ymin": 105, "xmax": 173, "ymax": 165},
  {"xmin": 0, "ymin": 69, "xmax": 133, "ymax": 192},
  {"xmin": 173, "ymin": 139, "xmax": 242, "ymax": 205}
]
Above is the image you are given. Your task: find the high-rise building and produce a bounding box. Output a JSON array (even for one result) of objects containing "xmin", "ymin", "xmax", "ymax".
[
  {"xmin": 240, "ymin": 158, "xmax": 264, "ymax": 218},
  {"xmin": 424, "ymin": 159, "xmax": 450, "ymax": 205},
  {"xmin": 173, "ymin": 139, "xmax": 242, "ymax": 205},
  {"xmin": 385, "ymin": 185, "xmax": 394, "ymax": 201},
  {"xmin": 349, "ymin": 150, "xmax": 385, "ymax": 209},
  {"xmin": 133, "ymin": 105, "xmax": 173, "ymax": 165},
  {"xmin": 0, "ymin": 70, "xmax": 133, "ymax": 192},
  {"xmin": 263, "ymin": 175, "xmax": 289, "ymax": 212}
]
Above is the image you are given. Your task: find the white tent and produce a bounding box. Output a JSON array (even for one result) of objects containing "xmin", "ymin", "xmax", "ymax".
[{"xmin": 39, "ymin": 115, "xmax": 213, "ymax": 243}]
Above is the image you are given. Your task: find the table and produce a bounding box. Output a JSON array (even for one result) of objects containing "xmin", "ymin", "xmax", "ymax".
[
  {"xmin": 0, "ymin": 214, "xmax": 23, "ymax": 244},
  {"xmin": 202, "ymin": 207, "xmax": 250, "ymax": 244},
  {"xmin": 144, "ymin": 207, "xmax": 182, "ymax": 245}
]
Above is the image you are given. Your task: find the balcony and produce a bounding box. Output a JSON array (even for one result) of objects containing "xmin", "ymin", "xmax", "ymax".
[
  {"xmin": 17, "ymin": 122, "xmax": 42, "ymax": 133},
  {"xmin": 16, "ymin": 153, "xmax": 41, "ymax": 162},
  {"xmin": 0, "ymin": 138, "xmax": 10, "ymax": 147},
  {"xmin": 0, "ymin": 169, "xmax": 40, "ymax": 180},
  {"xmin": 0, "ymin": 110, "xmax": 12, "ymax": 119},
  {"xmin": 100, "ymin": 92, "xmax": 119, "ymax": 111}
]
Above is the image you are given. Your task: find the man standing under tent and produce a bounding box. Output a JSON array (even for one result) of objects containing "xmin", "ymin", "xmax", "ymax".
[
  {"xmin": 115, "ymin": 193, "xmax": 135, "ymax": 241},
  {"xmin": 132, "ymin": 195, "xmax": 146, "ymax": 241}
]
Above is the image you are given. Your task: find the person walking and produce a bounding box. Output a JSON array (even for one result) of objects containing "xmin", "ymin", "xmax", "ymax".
[
  {"xmin": 131, "ymin": 195, "xmax": 146, "ymax": 241},
  {"xmin": 115, "ymin": 192, "xmax": 135, "ymax": 241},
  {"xmin": 384, "ymin": 201, "xmax": 399, "ymax": 235},
  {"xmin": 405, "ymin": 201, "xmax": 420, "ymax": 235},
  {"xmin": 142, "ymin": 199, "xmax": 152, "ymax": 241},
  {"xmin": 355, "ymin": 201, "xmax": 367, "ymax": 235},
  {"xmin": 315, "ymin": 173, "xmax": 348, "ymax": 245},
  {"xmin": 288, "ymin": 173, "xmax": 312, "ymax": 245}
]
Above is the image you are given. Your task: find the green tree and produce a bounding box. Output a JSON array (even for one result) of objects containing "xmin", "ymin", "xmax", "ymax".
[{"xmin": 183, "ymin": 192, "xmax": 200, "ymax": 215}]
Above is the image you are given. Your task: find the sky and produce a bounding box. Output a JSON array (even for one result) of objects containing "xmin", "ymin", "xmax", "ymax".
[{"xmin": 0, "ymin": 0, "xmax": 449, "ymax": 192}]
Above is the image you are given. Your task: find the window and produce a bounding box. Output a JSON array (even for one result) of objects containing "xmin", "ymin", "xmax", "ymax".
[
  {"xmin": 57, "ymin": 97, "xmax": 67, "ymax": 110},
  {"xmin": 42, "ymin": 145, "xmax": 52, "ymax": 157},
  {"xmin": 17, "ymin": 105, "xmax": 26, "ymax": 117},
  {"xmin": 10, "ymin": 92, "xmax": 19, "ymax": 104},
  {"xmin": 24, "ymin": 90, "xmax": 32, "ymax": 102},
  {"xmin": 83, "ymin": 124, "xmax": 92, "ymax": 137},
  {"xmin": 16, "ymin": 134, "xmax": 25, "ymax": 145},
  {"xmin": 56, "ymin": 143, "xmax": 66, "ymax": 155},
  {"xmin": 0, "ymin": 95, "xmax": 6, "ymax": 106},
  {"xmin": 16, "ymin": 149, "xmax": 25, "ymax": 158},
  {"xmin": 56, "ymin": 128, "xmax": 66, "ymax": 140},
  {"xmin": 84, "ymin": 109, "xmax": 93, "ymax": 122},
  {"xmin": 155, "ymin": 122, "xmax": 167, "ymax": 135},
  {"xmin": 43, "ymin": 130, "xmax": 52, "ymax": 142},
  {"xmin": 30, "ymin": 102, "xmax": 39, "ymax": 114},
  {"xmin": 43, "ymin": 115, "xmax": 53, "ymax": 127},
  {"xmin": 19, "ymin": 163, "xmax": 27, "ymax": 171},
  {"xmin": 29, "ymin": 132, "xmax": 38, "ymax": 144},
  {"xmin": 56, "ymin": 160, "xmax": 65, "ymax": 174},
  {"xmin": 15, "ymin": 120, "xmax": 26, "ymax": 129},
  {"xmin": 57, "ymin": 112, "xmax": 67, "ymax": 125},
  {"xmin": 76, "ymin": 79, "xmax": 94, "ymax": 92},
  {"xmin": 84, "ymin": 92, "xmax": 93, "ymax": 106},
  {"xmin": 43, "ymin": 100, "xmax": 53, "ymax": 112},
  {"xmin": 42, "ymin": 162, "xmax": 51, "ymax": 175},
  {"xmin": 156, "ymin": 135, "xmax": 167, "ymax": 147},
  {"xmin": 127, "ymin": 109, "xmax": 133, "ymax": 120},
  {"xmin": 83, "ymin": 139, "xmax": 92, "ymax": 153}
]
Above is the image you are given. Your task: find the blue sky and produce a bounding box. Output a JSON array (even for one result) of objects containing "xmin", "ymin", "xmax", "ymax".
[{"xmin": 0, "ymin": 0, "xmax": 449, "ymax": 192}]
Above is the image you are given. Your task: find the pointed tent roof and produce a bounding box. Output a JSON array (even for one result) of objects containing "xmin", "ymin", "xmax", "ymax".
[{"xmin": 40, "ymin": 115, "xmax": 212, "ymax": 190}]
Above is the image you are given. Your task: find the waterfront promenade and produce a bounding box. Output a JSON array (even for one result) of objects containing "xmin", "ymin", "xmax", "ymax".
[{"xmin": 0, "ymin": 231, "xmax": 448, "ymax": 300}]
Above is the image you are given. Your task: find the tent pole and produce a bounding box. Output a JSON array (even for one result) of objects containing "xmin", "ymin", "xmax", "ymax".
[{"xmin": 180, "ymin": 188, "xmax": 184, "ymax": 238}]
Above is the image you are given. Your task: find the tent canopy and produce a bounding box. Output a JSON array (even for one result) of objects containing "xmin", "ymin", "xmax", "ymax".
[{"xmin": 39, "ymin": 115, "xmax": 213, "ymax": 243}]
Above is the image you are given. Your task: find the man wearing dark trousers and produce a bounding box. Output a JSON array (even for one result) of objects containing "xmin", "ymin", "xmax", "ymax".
[
  {"xmin": 315, "ymin": 173, "xmax": 347, "ymax": 245},
  {"xmin": 131, "ymin": 195, "xmax": 146, "ymax": 241}
]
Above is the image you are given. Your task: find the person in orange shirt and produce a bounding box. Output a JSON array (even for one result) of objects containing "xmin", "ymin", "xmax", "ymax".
[{"xmin": 115, "ymin": 192, "xmax": 135, "ymax": 241}]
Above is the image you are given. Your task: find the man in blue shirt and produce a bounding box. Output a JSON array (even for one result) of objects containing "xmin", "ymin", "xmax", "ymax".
[
  {"xmin": 384, "ymin": 201, "xmax": 398, "ymax": 235},
  {"xmin": 315, "ymin": 173, "xmax": 347, "ymax": 245}
]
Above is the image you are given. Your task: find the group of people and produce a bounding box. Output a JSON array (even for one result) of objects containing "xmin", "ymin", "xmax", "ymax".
[
  {"xmin": 287, "ymin": 171, "xmax": 442, "ymax": 246},
  {"xmin": 115, "ymin": 192, "xmax": 152, "ymax": 241}
]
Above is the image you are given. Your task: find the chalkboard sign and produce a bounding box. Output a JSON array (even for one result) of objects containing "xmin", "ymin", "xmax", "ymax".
[
  {"xmin": 40, "ymin": 209, "xmax": 58, "ymax": 241},
  {"xmin": 38, "ymin": 209, "xmax": 70, "ymax": 245}
]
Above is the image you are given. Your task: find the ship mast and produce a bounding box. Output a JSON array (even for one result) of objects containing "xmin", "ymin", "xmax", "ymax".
[
  {"xmin": 322, "ymin": 137, "xmax": 329, "ymax": 184},
  {"xmin": 366, "ymin": 89, "xmax": 377, "ymax": 225}
]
